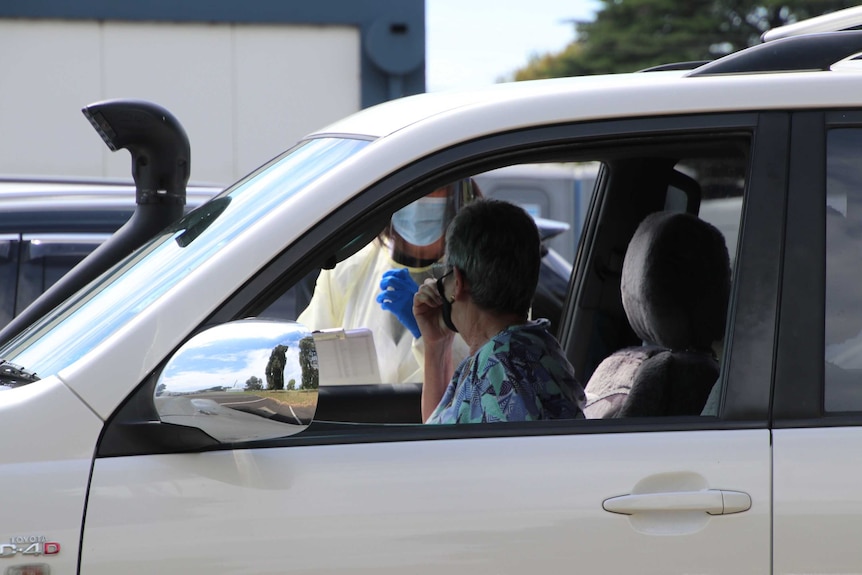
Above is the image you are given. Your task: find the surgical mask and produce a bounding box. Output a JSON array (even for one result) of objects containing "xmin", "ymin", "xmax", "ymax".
[{"xmin": 391, "ymin": 197, "xmax": 448, "ymax": 247}]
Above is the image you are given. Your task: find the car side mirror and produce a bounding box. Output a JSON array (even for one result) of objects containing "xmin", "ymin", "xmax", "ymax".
[{"xmin": 154, "ymin": 319, "xmax": 319, "ymax": 443}]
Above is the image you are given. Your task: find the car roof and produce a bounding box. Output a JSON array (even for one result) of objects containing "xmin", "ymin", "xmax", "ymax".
[
  {"xmin": 0, "ymin": 176, "xmax": 222, "ymax": 213},
  {"xmin": 300, "ymin": 67, "xmax": 862, "ymax": 198},
  {"xmin": 312, "ymin": 72, "xmax": 687, "ymax": 139},
  {"xmin": 312, "ymin": 67, "xmax": 862, "ymax": 144}
]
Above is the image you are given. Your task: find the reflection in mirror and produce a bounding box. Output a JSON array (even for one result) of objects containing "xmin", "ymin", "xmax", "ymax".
[{"xmin": 154, "ymin": 319, "xmax": 318, "ymax": 443}]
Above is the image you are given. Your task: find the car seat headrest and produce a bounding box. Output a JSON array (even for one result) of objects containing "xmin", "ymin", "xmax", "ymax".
[{"xmin": 621, "ymin": 211, "xmax": 731, "ymax": 352}]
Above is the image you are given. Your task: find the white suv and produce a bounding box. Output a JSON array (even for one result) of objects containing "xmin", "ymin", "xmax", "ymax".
[{"xmin": 3, "ymin": 8, "xmax": 862, "ymax": 574}]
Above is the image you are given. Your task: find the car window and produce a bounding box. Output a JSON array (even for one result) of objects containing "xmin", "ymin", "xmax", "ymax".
[
  {"xmin": 682, "ymin": 157, "xmax": 745, "ymax": 265},
  {"xmin": 824, "ymin": 128, "xmax": 862, "ymax": 411},
  {"xmin": 253, "ymin": 130, "xmax": 749, "ymax": 427},
  {"xmin": 574, "ymin": 143, "xmax": 746, "ymax": 419},
  {"xmin": 275, "ymin": 167, "xmax": 587, "ymax": 386}
]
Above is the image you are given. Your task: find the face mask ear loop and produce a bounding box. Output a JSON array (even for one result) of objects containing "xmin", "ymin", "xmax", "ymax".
[{"xmin": 436, "ymin": 269, "xmax": 459, "ymax": 333}]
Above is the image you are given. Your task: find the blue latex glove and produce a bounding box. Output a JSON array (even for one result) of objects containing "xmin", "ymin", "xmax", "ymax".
[{"xmin": 376, "ymin": 268, "xmax": 421, "ymax": 338}]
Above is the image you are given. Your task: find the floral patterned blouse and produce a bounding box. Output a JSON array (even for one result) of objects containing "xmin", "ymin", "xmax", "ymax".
[{"xmin": 426, "ymin": 319, "xmax": 585, "ymax": 424}]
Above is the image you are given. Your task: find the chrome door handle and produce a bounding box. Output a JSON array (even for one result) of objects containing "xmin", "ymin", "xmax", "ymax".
[{"xmin": 603, "ymin": 489, "xmax": 751, "ymax": 515}]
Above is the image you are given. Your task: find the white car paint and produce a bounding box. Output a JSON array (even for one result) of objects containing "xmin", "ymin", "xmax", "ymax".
[
  {"xmin": 82, "ymin": 430, "xmax": 770, "ymax": 574},
  {"xmin": 773, "ymin": 428, "xmax": 862, "ymax": 573},
  {"xmin": 0, "ymin": 376, "xmax": 103, "ymax": 573},
  {"xmin": 317, "ymin": 71, "xmax": 862, "ymax": 142}
]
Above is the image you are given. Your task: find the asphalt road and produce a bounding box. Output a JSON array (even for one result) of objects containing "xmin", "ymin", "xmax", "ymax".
[{"xmin": 201, "ymin": 391, "xmax": 315, "ymax": 425}]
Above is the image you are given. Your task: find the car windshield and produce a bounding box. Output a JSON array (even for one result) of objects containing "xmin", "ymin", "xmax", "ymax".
[{"xmin": 0, "ymin": 136, "xmax": 370, "ymax": 382}]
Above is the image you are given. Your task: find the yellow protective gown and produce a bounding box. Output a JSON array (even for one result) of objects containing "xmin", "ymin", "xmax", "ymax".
[{"xmin": 298, "ymin": 240, "xmax": 469, "ymax": 384}]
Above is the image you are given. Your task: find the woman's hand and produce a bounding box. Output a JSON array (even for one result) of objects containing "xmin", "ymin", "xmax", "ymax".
[
  {"xmin": 415, "ymin": 277, "xmax": 454, "ymax": 421},
  {"xmin": 413, "ymin": 278, "xmax": 453, "ymax": 345}
]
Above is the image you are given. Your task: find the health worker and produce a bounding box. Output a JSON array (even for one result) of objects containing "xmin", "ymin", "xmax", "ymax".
[{"xmin": 297, "ymin": 179, "xmax": 477, "ymax": 384}]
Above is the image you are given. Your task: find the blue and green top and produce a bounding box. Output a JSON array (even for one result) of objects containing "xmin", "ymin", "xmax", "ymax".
[{"xmin": 426, "ymin": 319, "xmax": 585, "ymax": 424}]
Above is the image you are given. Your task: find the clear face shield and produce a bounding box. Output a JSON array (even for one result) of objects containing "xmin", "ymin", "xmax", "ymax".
[{"xmin": 388, "ymin": 178, "xmax": 480, "ymax": 268}]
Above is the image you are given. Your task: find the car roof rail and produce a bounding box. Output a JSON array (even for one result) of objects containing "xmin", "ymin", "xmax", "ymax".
[
  {"xmin": 686, "ymin": 30, "xmax": 862, "ymax": 77},
  {"xmin": 638, "ymin": 61, "xmax": 711, "ymax": 73},
  {"xmin": 762, "ymin": 5, "xmax": 862, "ymax": 42}
]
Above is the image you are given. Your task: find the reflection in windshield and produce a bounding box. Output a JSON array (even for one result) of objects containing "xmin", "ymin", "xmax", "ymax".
[
  {"xmin": 173, "ymin": 197, "xmax": 231, "ymax": 248},
  {"xmin": 0, "ymin": 137, "xmax": 370, "ymax": 382}
]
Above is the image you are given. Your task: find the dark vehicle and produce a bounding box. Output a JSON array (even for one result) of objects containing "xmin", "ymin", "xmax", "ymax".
[{"xmin": 0, "ymin": 176, "xmax": 223, "ymax": 328}]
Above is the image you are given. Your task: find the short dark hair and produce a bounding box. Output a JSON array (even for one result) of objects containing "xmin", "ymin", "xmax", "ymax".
[{"xmin": 444, "ymin": 198, "xmax": 541, "ymax": 316}]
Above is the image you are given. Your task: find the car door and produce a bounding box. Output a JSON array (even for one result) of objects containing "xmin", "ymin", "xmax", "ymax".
[
  {"xmin": 772, "ymin": 111, "xmax": 862, "ymax": 573},
  {"xmin": 80, "ymin": 113, "xmax": 783, "ymax": 574}
]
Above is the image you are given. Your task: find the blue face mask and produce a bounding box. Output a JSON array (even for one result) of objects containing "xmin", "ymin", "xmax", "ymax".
[{"xmin": 391, "ymin": 197, "xmax": 448, "ymax": 247}]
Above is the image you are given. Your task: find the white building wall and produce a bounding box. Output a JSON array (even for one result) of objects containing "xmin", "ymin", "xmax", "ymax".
[{"xmin": 0, "ymin": 20, "xmax": 361, "ymax": 185}]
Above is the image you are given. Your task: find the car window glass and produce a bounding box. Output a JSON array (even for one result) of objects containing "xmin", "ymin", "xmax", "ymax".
[
  {"xmin": 824, "ymin": 128, "xmax": 862, "ymax": 411},
  {"xmin": 474, "ymin": 162, "xmax": 599, "ymax": 265},
  {"xmin": 580, "ymin": 147, "xmax": 746, "ymax": 419},
  {"xmin": 257, "ymin": 136, "xmax": 748, "ymax": 427},
  {"xmin": 683, "ymin": 156, "xmax": 746, "ymax": 416},
  {"xmin": 279, "ymin": 166, "xmax": 587, "ymax": 387}
]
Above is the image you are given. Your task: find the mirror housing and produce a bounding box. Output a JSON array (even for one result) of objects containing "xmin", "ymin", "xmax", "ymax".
[{"xmin": 154, "ymin": 319, "xmax": 319, "ymax": 443}]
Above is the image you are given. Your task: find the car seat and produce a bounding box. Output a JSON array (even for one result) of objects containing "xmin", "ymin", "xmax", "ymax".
[{"xmin": 583, "ymin": 211, "xmax": 731, "ymax": 418}]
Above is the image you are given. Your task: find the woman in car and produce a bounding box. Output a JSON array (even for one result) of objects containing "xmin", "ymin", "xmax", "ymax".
[{"xmin": 414, "ymin": 198, "xmax": 585, "ymax": 423}]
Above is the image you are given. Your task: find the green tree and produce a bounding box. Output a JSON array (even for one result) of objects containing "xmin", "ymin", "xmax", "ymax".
[
  {"xmin": 265, "ymin": 344, "xmax": 289, "ymax": 390},
  {"xmin": 286, "ymin": 378, "xmax": 296, "ymax": 391},
  {"xmin": 515, "ymin": 1, "xmax": 857, "ymax": 79},
  {"xmin": 245, "ymin": 375, "xmax": 263, "ymax": 391},
  {"xmin": 298, "ymin": 336, "xmax": 319, "ymax": 390}
]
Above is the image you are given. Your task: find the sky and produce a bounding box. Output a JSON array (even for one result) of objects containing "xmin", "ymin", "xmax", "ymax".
[{"xmin": 425, "ymin": 0, "xmax": 601, "ymax": 92}]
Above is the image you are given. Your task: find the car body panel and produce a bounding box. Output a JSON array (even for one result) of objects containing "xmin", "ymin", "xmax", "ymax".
[
  {"xmin": 0, "ymin": 376, "xmax": 102, "ymax": 573},
  {"xmin": 773, "ymin": 428, "xmax": 862, "ymax": 574},
  {"xmin": 83, "ymin": 429, "xmax": 770, "ymax": 574}
]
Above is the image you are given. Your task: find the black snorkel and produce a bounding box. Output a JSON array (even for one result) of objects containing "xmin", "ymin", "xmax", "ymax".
[{"xmin": 0, "ymin": 99, "xmax": 190, "ymax": 347}]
